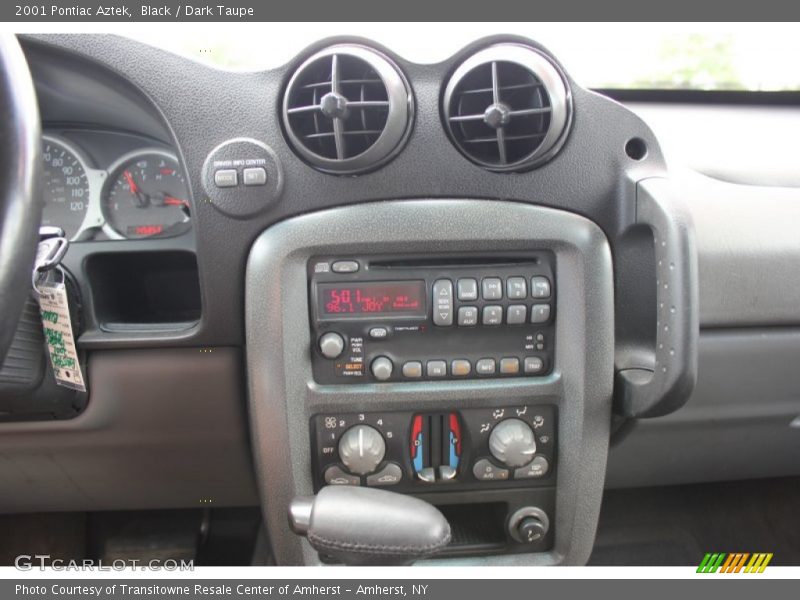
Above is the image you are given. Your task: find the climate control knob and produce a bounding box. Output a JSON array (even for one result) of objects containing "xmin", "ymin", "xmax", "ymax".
[
  {"xmin": 488, "ymin": 418, "xmax": 536, "ymax": 468},
  {"xmin": 319, "ymin": 332, "xmax": 345, "ymax": 359},
  {"xmin": 338, "ymin": 425, "xmax": 386, "ymax": 475},
  {"xmin": 370, "ymin": 356, "xmax": 394, "ymax": 381}
]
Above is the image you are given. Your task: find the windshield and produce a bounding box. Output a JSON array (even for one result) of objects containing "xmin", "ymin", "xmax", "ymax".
[{"xmin": 116, "ymin": 22, "xmax": 800, "ymax": 91}]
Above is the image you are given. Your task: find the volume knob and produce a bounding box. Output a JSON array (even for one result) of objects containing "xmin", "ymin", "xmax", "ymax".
[
  {"xmin": 338, "ymin": 425, "xmax": 386, "ymax": 475},
  {"xmin": 488, "ymin": 418, "xmax": 536, "ymax": 468},
  {"xmin": 319, "ymin": 332, "xmax": 345, "ymax": 359}
]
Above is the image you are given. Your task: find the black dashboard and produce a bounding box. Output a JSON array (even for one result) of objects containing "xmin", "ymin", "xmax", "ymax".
[{"xmin": 1, "ymin": 32, "xmax": 799, "ymax": 567}]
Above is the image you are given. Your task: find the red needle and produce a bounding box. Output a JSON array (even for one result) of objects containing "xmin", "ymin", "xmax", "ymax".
[
  {"xmin": 123, "ymin": 170, "xmax": 139, "ymax": 193},
  {"xmin": 163, "ymin": 195, "xmax": 189, "ymax": 207}
]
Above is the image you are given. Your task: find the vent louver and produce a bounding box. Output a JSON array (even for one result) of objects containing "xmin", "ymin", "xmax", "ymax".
[
  {"xmin": 282, "ymin": 45, "xmax": 412, "ymax": 174},
  {"xmin": 443, "ymin": 44, "xmax": 572, "ymax": 172}
]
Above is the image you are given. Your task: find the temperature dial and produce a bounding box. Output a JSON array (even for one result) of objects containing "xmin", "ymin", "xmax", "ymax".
[{"xmin": 338, "ymin": 425, "xmax": 386, "ymax": 475}]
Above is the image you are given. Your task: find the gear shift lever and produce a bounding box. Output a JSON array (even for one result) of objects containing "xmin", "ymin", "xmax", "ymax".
[{"xmin": 289, "ymin": 486, "xmax": 451, "ymax": 565}]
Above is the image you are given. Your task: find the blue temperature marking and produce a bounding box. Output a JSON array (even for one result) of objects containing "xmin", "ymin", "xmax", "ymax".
[
  {"xmin": 413, "ymin": 434, "xmax": 423, "ymax": 471},
  {"xmin": 449, "ymin": 431, "xmax": 459, "ymax": 468}
]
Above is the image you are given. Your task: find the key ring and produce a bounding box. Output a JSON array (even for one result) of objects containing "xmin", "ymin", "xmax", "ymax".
[{"xmin": 33, "ymin": 264, "xmax": 66, "ymax": 296}]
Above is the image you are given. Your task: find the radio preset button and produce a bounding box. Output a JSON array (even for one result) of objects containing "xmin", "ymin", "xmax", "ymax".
[
  {"xmin": 457, "ymin": 278, "xmax": 478, "ymax": 301},
  {"xmin": 432, "ymin": 279, "xmax": 454, "ymax": 326},
  {"xmin": 482, "ymin": 278, "xmax": 503, "ymax": 300},
  {"xmin": 427, "ymin": 360, "xmax": 447, "ymax": 377},
  {"xmin": 319, "ymin": 332, "xmax": 346, "ymax": 359},
  {"xmin": 476, "ymin": 358, "xmax": 497, "ymax": 375},
  {"xmin": 451, "ymin": 360, "xmax": 471, "ymax": 376},
  {"xmin": 482, "ymin": 305, "xmax": 503, "ymax": 325},
  {"xmin": 507, "ymin": 277, "xmax": 528, "ymax": 299},
  {"xmin": 507, "ymin": 305, "xmax": 527, "ymax": 325},
  {"xmin": 524, "ymin": 357, "xmax": 544, "ymax": 374},
  {"xmin": 332, "ymin": 260, "xmax": 360, "ymax": 273},
  {"xmin": 402, "ymin": 361, "xmax": 423, "ymax": 378},
  {"xmin": 457, "ymin": 306, "xmax": 478, "ymax": 326},
  {"xmin": 371, "ymin": 356, "xmax": 394, "ymax": 381},
  {"xmin": 530, "ymin": 304, "xmax": 551, "ymax": 324},
  {"xmin": 500, "ymin": 358, "xmax": 521, "ymax": 374},
  {"xmin": 531, "ymin": 276, "xmax": 552, "ymax": 299}
]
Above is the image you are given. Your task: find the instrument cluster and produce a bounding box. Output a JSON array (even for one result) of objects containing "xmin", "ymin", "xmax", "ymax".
[{"xmin": 41, "ymin": 133, "xmax": 191, "ymax": 241}]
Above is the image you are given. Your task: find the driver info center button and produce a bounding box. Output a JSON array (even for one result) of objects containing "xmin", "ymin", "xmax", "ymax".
[
  {"xmin": 214, "ymin": 169, "xmax": 238, "ymax": 188},
  {"xmin": 243, "ymin": 167, "xmax": 267, "ymax": 186}
]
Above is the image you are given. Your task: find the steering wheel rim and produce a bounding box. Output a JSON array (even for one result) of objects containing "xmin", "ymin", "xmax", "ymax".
[{"xmin": 0, "ymin": 34, "xmax": 42, "ymax": 365}]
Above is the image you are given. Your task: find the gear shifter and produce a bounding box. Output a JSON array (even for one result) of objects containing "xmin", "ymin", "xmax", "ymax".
[{"xmin": 288, "ymin": 486, "xmax": 451, "ymax": 565}]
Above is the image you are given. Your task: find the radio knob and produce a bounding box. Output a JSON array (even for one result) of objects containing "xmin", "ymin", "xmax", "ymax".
[
  {"xmin": 489, "ymin": 418, "xmax": 537, "ymax": 468},
  {"xmin": 319, "ymin": 332, "xmax": 345, "ymax": 359},
  {"xmin": 371, "ymin": 356, "xmax": 394, "ymax": 381},
  {"xmin": 338, "ymin": 425, "xmax": 386, "ymax": 475}
]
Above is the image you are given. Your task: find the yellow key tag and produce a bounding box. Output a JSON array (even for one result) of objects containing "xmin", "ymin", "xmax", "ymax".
[{"xmin": 37, "ymin": 278, "xmax": 86, "ymax": 393}]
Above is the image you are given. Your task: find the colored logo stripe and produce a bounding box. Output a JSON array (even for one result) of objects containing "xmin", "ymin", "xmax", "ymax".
[{"xmin": 697, "ymin": 553, "xmax": 773, "ymax": 573}]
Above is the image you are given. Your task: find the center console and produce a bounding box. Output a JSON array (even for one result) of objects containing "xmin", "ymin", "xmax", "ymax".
[{"xmin": 245, "ymin": 198, "xmax": 614, "ymax": 565}]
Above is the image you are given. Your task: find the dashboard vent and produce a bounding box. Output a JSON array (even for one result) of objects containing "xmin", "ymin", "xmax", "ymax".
[
  {"xmin": 443, "ymin": 44, "xmax": 572, "ymax": 172},
  {"xmin": 282, "ymin": 44, "xmax": 413, "ymax": 174}
]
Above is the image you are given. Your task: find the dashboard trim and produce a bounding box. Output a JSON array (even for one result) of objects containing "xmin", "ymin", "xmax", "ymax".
[{"xmin": 245, "ymin": 199, "xmax": 614, "ymax": 565}]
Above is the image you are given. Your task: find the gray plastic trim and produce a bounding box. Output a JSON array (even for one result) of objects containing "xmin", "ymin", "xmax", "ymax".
[
  {"xmin": 246, "ymin": 199, "xmax": 614, "ymax": 565},
  {"xmin": 607, "ymin": 328, "xmax": 800, "ymax": 488},
  {"xmin": 0, "ymin": 347, "xmax": 257, "ymax": 512}
]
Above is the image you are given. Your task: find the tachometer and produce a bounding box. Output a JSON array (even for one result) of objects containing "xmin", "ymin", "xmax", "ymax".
[
  {"xmin": 41, "ymin": 137, "xmax": 91, "ymax": 239},
  {"xmin": 104, "ymin": 151, "xmax": 190, "ymax": 240}
]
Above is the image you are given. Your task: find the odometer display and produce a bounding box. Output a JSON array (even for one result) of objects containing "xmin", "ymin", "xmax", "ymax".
[
  {"xmin": 41, "ymin": 139, "xmax": 90, "ymax": 239},
  {"xmin": 319, "ymin": 281, "xmax": 426, "ymax": 318}
]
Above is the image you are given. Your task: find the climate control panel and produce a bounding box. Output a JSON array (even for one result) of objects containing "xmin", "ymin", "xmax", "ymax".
[
  {"xmin": 310, "ymin": 405, "xmax": 556, "ymax": 492},
  {"xmin": 308, "ymin": 254, "xmax": 556, "ymax": 384}
]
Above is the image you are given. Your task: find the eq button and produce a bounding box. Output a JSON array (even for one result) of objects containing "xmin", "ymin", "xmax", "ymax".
[{"xmin": 369, "ymin": 327, "xmax": 389, "ymax": 339}]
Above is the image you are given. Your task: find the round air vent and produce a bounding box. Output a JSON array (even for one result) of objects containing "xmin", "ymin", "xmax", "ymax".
[
  {"xmin": 282, "ymin": 44, "xmax": 413, "ymax": 174},
  {"xmin": 443, "ymin": 44, "xmax": 572, "ymax": 172}
]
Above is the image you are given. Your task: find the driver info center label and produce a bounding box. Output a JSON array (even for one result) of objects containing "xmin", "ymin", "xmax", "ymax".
[{"xmin": 38, "ymin": 282, "xmax": 86, "ymax": 392}]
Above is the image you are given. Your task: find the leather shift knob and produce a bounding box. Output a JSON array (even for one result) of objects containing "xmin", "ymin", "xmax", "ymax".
[{"xmin": 289, "ymin": 486, "xmax": 451, "ymax": 565}]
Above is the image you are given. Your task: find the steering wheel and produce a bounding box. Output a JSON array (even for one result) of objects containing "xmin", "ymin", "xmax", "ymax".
[{"xmin": 0, "ymin": 34, "xmax": 42, "ymax": 365}]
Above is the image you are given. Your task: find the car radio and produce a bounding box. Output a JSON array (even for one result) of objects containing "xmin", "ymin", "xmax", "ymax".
[{"xmin": 308, "ymin": 253, "xmax": 556, "ymax": 384}]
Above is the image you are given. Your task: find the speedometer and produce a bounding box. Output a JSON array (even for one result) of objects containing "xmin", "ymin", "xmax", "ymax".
[
  {"xmin": 41, "ymin": 137, "xmax": 91, "ymax": 239},
  {"xmin": 104, "ymin": 150, "xmax": 191, "ymax": 240}
]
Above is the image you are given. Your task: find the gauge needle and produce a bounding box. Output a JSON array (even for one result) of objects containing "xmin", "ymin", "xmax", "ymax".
[
  {"xmin": 162, "ymin": 195, "xmax": 189, "ymax": 208},
  {"xmin": 123, "ymin": 170, "xmax": 149, "ymax": 207}
]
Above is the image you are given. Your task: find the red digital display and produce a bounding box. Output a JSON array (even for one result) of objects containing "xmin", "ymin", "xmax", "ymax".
[
  {"xmin": 319, "ymin": 281, "xmax": 426, "ymax": 318},
  {"xmin": 128, "ymin": 224, "xmax": 164, "ymax": 236}
]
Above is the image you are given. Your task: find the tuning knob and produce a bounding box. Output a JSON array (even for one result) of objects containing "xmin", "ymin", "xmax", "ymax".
[
  {"xmin": 370, "ymin": 356, "xmax": 394, "ymax": 381},
  {"xmin": 319, "ymin": 332, "xmax": 345, "ymax": 359},
  {"xmin": 488, "ymin": 418, "xmax": 536, "ymax": 467},
  {"xmin": 338, "ymin": 425, "xmax": 386, "ymax": 475}
]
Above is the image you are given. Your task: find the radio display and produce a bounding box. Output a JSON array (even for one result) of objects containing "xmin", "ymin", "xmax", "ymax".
[{"xmin": 318, "ymin": 281, "xmax": 426, "ymax": 318}]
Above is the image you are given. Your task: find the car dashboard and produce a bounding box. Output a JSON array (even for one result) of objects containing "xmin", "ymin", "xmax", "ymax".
[{"xmin": 1, "ymin": 32, "xmax": 799, "ymax": 567}]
